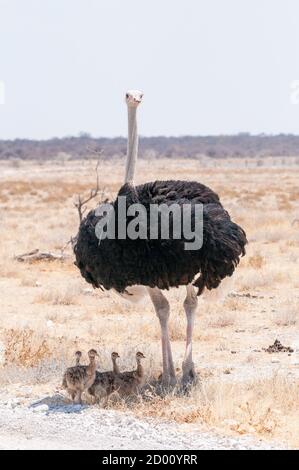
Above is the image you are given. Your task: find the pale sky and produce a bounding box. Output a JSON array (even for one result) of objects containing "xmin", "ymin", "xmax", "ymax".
[{"xmin": 1, "ymin": 0, "xmax": 299, "ymax": 139}]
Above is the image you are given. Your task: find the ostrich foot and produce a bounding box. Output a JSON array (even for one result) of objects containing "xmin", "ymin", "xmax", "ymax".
[
  {"xmin": 181, "ymin": 362, "xmax": 198, "ymax": 392},
  {"xmin": 158, "ymin": 372, "xmax": 177, "ymax": 391},
  {"xmin": 74, "ymin": 391, "xmax": 82, "ymax": 405}
]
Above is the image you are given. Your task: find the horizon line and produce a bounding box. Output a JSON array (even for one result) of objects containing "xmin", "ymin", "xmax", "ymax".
[{"xmin": 1, "ymin": 132, "xmax": 299, "ymax": 142}]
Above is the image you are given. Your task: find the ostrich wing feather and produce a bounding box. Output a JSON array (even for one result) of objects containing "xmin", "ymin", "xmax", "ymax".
[{"xmin": 74, "ymin": 180, "xmax": 247, "ymax": 296}]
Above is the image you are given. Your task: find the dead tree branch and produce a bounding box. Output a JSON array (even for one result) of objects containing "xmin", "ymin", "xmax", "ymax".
[
  {"xmin": 74, "ymin": 157, "xmax": 105, "ymax": 223},
  {"xmin": 15, "ymin": 249, "xmax": 67, "ymax": 263},
  {"xmin": 60, "ymin": 154, "xmax": 108, "ymax": 253}
]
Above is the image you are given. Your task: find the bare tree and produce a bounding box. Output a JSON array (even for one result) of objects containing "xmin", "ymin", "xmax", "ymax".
[
  {"xmin": 61, "ymin": 155, "xmax": 108, "ymax": 253},
  {"xmin": 14, "ymin": 153, "xmax": 108, "ymax": 262},
  {"xmin": 74, "ymin": 159, "xmax": 102, "ymax": 222}
]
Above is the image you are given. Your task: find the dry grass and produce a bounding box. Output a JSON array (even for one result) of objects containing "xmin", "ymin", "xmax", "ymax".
[
  {"xmin": 109, "ymin": 372, "xmax": 299, "ymax": 447},
  {"xmin": 207, "ymin": 313, "xmax": 235, "ymax": 328},
  {"xmin": 35, "ymin": 287, "xmax": 79, "ymax": 306},
  {"xmin": 248, "ymin": 253, "xmax": 265, "ymax": 269},
  {"xmin": 272, "ymin": 301, "xmax": 298, "ymax": 327},
  {"xmin": 0, "ymin": 158, "xmax": 299, "ymax": 447},
  {"xmin": 3, "ymin": 328, "xmax": 52, "ymax": 367},
  {"xmin": 0, "ymin": 359, "xmax": 66, "ymax": 386}
]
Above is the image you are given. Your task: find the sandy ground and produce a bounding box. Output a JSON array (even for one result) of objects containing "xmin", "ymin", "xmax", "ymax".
[
  {"xmin": 0, "ymin": 158, "xmax": 298, "ymax": 449},
  {"xmin": 0, "ymin": 392, "xmax": 284, "ymax": 450}
]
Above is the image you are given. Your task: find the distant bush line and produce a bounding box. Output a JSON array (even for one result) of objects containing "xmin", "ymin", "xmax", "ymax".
[{"xmin": 1, "ymin": 134, "xmax": 299, "ymax": 160}]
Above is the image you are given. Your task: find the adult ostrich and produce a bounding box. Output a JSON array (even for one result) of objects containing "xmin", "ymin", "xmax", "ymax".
[{"xmin": 74, "ymin": 90, "xmax": 247, "ymax": 387}]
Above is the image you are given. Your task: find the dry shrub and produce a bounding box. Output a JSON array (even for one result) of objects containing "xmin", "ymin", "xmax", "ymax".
[
  {"xmin": 0, "ymin": 359, "xmax": 65, "ymax": 385},
  {"xmin": 0, "ymin": 260, "xmax": 21, "ymax": 279},
  {"xmin": 169, "ymin": 314, "xmax": 186, "ymax": 341},
  {"xmin": 224, "ymin": 297, "xmax": 246, "ymax": 312},
  {"xmin": 286, "ymin": 239, "xmax": 299, "ymax": 247},
  {"xmin": 35, "ymin": 287, "xmax": 78, "ymax": 305},
  {"xmin": 20, "ymin": 275, "xmax": 38, "ymax": 287},
  {"xmin": 236, "ymin": 267, "xmax": 284, "ymax": 291},
  {"xmin": 134, "ymin": 316, "xmax": 160, "ymax": 341},
  {"xmin": 248, "ymin": 253, "xmax": 265, "ymax": 269},
  {"xmin": 263, "ymin": 227, "xmax": 284, "ymax": 243},
  {"xmin": 278, "ymin": 201, "xmax": 292, "ymax": 211},
  {"xmin": 3, "ymin": 328, "xmax": 51, "ymax": 367},
  {"xmin": 208, "ymin": 313, "xmax": 235, "ymax": 328},
  {"xmin": 0, "ymin": 269, "xmax": 20, "ymax": 279},
  {"xmin": 272, "ymin": 301, "xmax": 298, "ymax": 326}
]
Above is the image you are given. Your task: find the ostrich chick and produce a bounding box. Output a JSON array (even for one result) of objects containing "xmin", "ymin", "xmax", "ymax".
[
  {"xmin": 75, "ymin": 350, "xmax": 82, "ymax": 366},
  {"xmin": 111, "ymin": 351, "xmax": 120, "ymax": 374},
  {"xmin": 62, "ymin": 350, "xmax": 82, "ymax": 389},
  {"xmin": 88, "ymin": 352, "xmax": 120, "ymax": 401},
  {"xmin": 113, "ymin": 352, "xmax": 146, "ymax": 397},
  {"xmin": 62, "ymin": 349, "xmax": 98, "ymax": 404}
]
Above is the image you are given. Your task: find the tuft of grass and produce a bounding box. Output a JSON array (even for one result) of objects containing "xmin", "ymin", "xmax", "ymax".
[
  {"xmin": 0, "ymin": 359, "xmax": 66, "ymax": 385},
  {"xmin": 272, "ymin": 301, "xmax": 298, "ymax": 327},
  {"xmin": 208, "ymin": 313, "xmax": 235, "ymax": 328},
  {"xmin": 20, "ymin": 276, "xmax": 39, "ymax": 287},
  {"xmin": 35, "ymin": 287, "xmax": 78, "ymax": 305},
  {"xmin": 248, "ymin": 253, "xmax": 265, "ymax": 269}
]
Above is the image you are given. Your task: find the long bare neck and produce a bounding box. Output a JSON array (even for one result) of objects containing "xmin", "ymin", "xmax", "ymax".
[
  {"xmin": 136, "ymin": 358, "xmax": 143, "ymax": 377},
  {"xmin": 112, "ymin": 358, "xmax": 120, "ymax": 374},
  {"xmin": 87, "ymin": 357, "xmax": 96, "ymax": 375},
  {"xmin": 124, "ymin": 106, "xmax": 138, "ymax": 184}
]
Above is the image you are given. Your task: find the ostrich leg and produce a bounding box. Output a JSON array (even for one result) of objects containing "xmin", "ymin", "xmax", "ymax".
[
  {"xmin": 182, "ymin": 284, "xmax": 198, "ymax": 386},
  {"xmin": 147, "ymin": 287, "xmax": 176, "ymax": 387},
  {"xmin": 74, "ymin": 390, "xmax": 82, "ymax": 404}
]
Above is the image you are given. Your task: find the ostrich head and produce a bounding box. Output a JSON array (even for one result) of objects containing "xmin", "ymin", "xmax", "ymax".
[
  {"xmin": 111, "ymin": 351, "xmax": 120, "ymax": 360},
  {"xmin": 88, "ymin": 349, "xmax": 99, "ymax": 360},
  {"xmin": 136, "ymin": 351, "xmax": 146, "ymax": 360},
  {"xmin": 75, "ymin": 350, "xmax": 82, "ymax": 364},
  {"xmin": 125, "ymin": 90, "xmax": 143, "ymax": 108}
]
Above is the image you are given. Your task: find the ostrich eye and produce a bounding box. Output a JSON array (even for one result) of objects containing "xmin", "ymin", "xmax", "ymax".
[{"xmin": 126, "ymin": 93, "xmax": 129, "ymax": 99}]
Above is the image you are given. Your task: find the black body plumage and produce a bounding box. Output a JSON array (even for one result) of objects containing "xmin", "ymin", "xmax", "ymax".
[{"xmin": 74, "ymin": 180, "xmax": 247, "ymax": 295}]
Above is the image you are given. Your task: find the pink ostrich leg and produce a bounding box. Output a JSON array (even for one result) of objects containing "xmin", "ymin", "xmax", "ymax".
[
  {"xmin": 182, "ymin": 284, "xmax": 198, "ymax": 385},
  {"xmin": 147, "ymin": 287, "xmax": 176, "ymax": 386}
]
